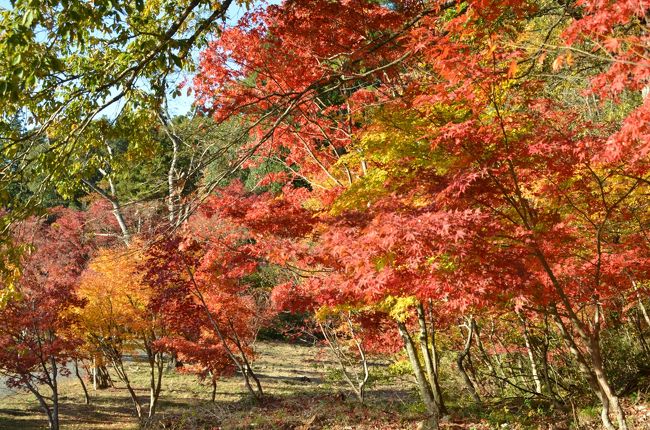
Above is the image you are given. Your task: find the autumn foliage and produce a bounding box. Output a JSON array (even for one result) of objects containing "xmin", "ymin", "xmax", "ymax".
[
  {"xmin": 2, "ymin": 1, "xmax": 650, "ymax": 429},
  {"xmin": 191, "ymin": 1, "xmax": 650, "ymax": 429},
  {"xmin": 0, "ymin": 209, "xmax": 90, "ymax": 429}
]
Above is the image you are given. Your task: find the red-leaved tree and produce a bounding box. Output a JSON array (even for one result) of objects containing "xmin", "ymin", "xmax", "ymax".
[{"xmin": 0, "ymin": 208, "xmax": 91, "ymax": 430}]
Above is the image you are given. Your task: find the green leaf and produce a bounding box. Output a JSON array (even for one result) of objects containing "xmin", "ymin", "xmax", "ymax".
[
  {"xmin": 21, "ymin": 9, "xmax": 34, "ymax": 27},
  {"xmin": 170, "ymin": 54, "xmax": 182, "ymax": 68}
]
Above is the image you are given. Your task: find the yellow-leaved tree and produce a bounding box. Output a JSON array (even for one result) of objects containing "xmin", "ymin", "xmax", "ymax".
[{"xmin": 76, "ymin": 245, "xmax": 165, "ymax": 420}]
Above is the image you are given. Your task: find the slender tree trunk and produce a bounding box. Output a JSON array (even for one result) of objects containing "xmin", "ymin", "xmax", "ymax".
[
  {"xmin": 205, "ymin": 306, "xmax": 258, "ymax": 398},
  {"xmin": 517, "ymin": 312, "xmax": 542, "ymax": 394},
  {"xmin": 108, "ymin": 353, "xmax": 143, "ymax": 419},
  {"xmin": 158, "ymin": 109, "xmax": 188, "ymax": 228},
  {"xmin": 318, "ymin": 318, "xmax": 368, "ymax": 403},
  {"xmin": 154, "ymin": 352, "xmax": 163, "ymax": 410},
  {"xmin": 472, "ymin": 320, "xmax": 497, "ymax": 394},
  {"xmin": 97, "ymin": 365, "xmax": 112, "ymax": 388},
  {"xmin": 228, "ymin": 322, "xmax": 263, "ymax": 398},
  {"xmin": 549, "ymin": 306, "xmax": 619, "ymax": 430},
  {"xmin": 397, "ymin": 321, "xmax": 439, "ymax": 430},
  {"xmin": 427, "ymin": 301, "xmax": 446, "ymax": 413},
  {"xmin": 168, "ymin": 139, "xmax": 179, "ymax": 226},
  {"xmin": 109, "ymin": 196, "xmax": 131, "ymax": 246},
  {"xmin": 126, "ymin": 382, "xmax": 143, "ymax": 419},
  {"xmin": 145, "ymin": 342, "xmax": 164, "ymax": 418},
  {"xmin": 74, "ymin": 359, "xmax": 90, "ymax": 404},
  {"xmin": 26, "ymin": 382, "xmax": 57, "ymax": 430},
  {"xmin": 167, "ymin": 351, "xmax": 178, "ymax": 371},
  {"xmin": 632, "ymin": 312, "xmax": 650, "ymax": 355},
  {"xmin": 539, "ymin": 315, "xmax": 562, "ymax": 405},
  {"xmin": 90, "ymin": 356, "xmax": 111, "ymax": 389},
  {"xmin": 416, "ymin": 303, "xmax": 446, "ymax": 415},
  {"xmin": 347, "ymin": 315, "xmax": 369, "ymax": 403},
  {"xmin": 588, "ymin": 337, "xmax": 627, "ymax": 430},
  {"xmin": 50, "ymin": 357, "xmax": 59, "ymax": 430},
  {"xmin": 318, "ymin": 321, "xmax": 358, "ymax": 401},
  {"xmin": 210, "ymin": 372, "xmax": 217, "ymax": 402},
  {"xmin": 631, "ymin": 278, "xmax": 650, "ymax": 328},
  {"xmin": 457, "ymin": 317, "xmax": 480, "ymax": 404},
  {"xmin": 82, "ymin": 178, "xmax": 131, "ymax": 246}
]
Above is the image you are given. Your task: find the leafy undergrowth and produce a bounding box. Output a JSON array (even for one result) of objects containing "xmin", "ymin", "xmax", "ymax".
[{"xmin": 1, "ymin": 341, "xmax": 649, "ymax": 429}]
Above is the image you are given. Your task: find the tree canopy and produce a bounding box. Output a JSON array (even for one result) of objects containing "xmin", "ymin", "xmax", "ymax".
[{"xmin": 1, "ymin": 1, "xmax": 650, "ymax": 430}]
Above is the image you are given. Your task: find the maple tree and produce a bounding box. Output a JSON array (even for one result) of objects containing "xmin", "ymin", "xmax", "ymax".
[
  {"xmin": 0, "ymin": 208, "xmax": 90, "ymax": 430},
  {"xmin": 1, "ymin": 0, "xmax": 650, "ymax": 429},
  {"xmin": 76, "ymin": 245, "xmax": 166, "ymax": 419},
  {"xmin": 143, "ymin": 203, "xmax": 272, "ymax": 400},
  {"xmin": 192, "ymin": 1, "xmax": 650, "ymax": 429}
]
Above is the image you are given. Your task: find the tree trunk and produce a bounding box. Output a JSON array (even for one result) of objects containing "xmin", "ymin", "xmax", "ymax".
[
  {"xmin": 427, "ymin": 300, "xmax": 447, "ymax": 412},
  {"xmin": 457, "ymin": 316, "xmax": 480, "ymax": 404},
  {"xmin": 109, "ymin": 197, "xmax": 131, "ymax": 246},
  {"xmin": 145, "ymin": 341, "xmax": 164, "ymax": 418},
  {"xmin": 167, "ymin": 351, "xmax": 178, "ymax": 371},
  {"xmin": 96, "ymin": 365, "xmax": 112, "ymax": 388},
  {"xmin": 534, "ymin": 246, "xmax": 627, "ymax": 430},
  {"xmin": 588, "ymin": 337, "xmax": 627, "ymax": 430},
  {"xmin": 210, "ymin": 374, "xmax": 217, "ymax": 402},
  {"xmin": 397, "ymin": 321, "xmax": 439, "ymax": 430},
  {"xmin": 156, "ymin": 109, "xmax": 185, "ymax": 227},
  {"xmin": 416, "ymin": 302, "xmax": 446, "ymax": 415},
  {"xmin": 50, "ymin": 357, "xmax": 59, "ymax": 430},
  {"xmin": 318, "ymin": 317, "xmax": 368, "ymax": 403},
  {"xmin": 82, "ymin": 178, "xmax": 131, "ymax": 246},
  {"xmin": 472, "ymin": 320, "xmax": 497, "ymax": 394},
  {"xmin": 126, "ymin": 381, "xmax": 143, "ymax": 419},
  {"xmin": 632, "ymin": 312, "xmax": 650, "ymax": 355},
  {"xmin": 229, "ymin": 323, "xmax": 264, "ymax": 398},
  {"xmin": 549, "ymin": 306, "xmax": 622, "ymax": 430},
  {"xmin": 539, "ymin": 315, "xmax": 562, "ymax": 405},
  {"xmin": 631, "ymin": 278, "xmax": 650, "ymax": 328},
  {"xmin": 26, "ymin": 382, "xmax": 57, "ymax": 430},
  {"xmin": 74, "ymin": 359, "xmax": 90, "ymax": 404},
  {"xmin": 517, "ymin": 312, "xmax": 542, "ymax": 394},
  {"xmin": 108, "ymin": 353, "xmax": 143, "ymax": 419},
  {"xmin": 347, "ymin": 315, "xmax": 369, "ymax": 403}
]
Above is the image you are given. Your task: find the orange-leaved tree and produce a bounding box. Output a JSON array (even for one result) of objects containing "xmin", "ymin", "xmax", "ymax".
[{"xmin": 76, "ymin": 245, "xmax": 165, "ymax": 419}]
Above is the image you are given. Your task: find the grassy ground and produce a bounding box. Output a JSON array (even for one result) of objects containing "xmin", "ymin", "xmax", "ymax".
[
  {"xmin": 0, "ymin": 341, "xmax": 424, "ymax": 430},
  {"xmin": 1, "ymin": 341, "xmax": 649, "ymax": 429}
]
